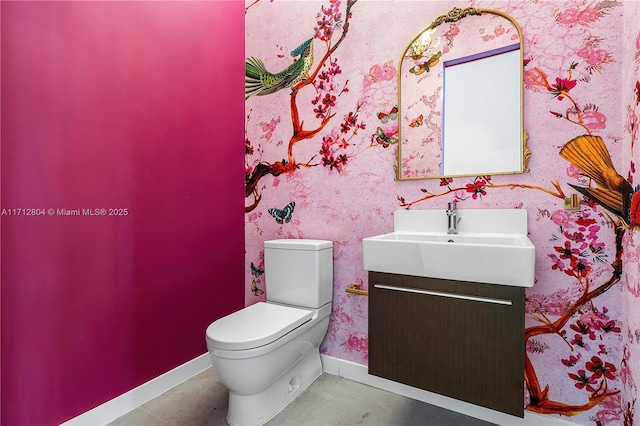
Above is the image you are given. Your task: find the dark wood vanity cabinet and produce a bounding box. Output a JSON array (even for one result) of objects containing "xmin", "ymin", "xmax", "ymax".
[{"xmin": 368, "ymin": 272, "xmax": 525, "ymax": 417}]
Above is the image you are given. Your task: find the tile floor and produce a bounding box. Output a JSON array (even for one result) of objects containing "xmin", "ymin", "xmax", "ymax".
[{"xmin": 108, "ymin": 368, "xmax": 495, "ymax": 426}]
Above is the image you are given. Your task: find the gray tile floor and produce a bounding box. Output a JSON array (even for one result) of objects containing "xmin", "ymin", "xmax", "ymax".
[{"xmin": 108, "ymin": 368, "xmax": 495, "ymax": 426}]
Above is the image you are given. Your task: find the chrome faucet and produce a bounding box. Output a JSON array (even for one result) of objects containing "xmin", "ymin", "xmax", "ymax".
[{"xmin": 446, "ymin": 201, "xmax": 460, "ymax": 234}]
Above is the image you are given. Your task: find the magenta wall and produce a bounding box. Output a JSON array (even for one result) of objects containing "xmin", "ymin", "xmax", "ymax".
[{"xmin": 0, "ymin": 2, "xmax": 244, "ymax": 425}]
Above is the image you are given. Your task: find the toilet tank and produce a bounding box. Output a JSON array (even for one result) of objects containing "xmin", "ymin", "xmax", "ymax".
[{"xmin": 264, "ymin": 239, "xmax": 333, "ymax": 309}]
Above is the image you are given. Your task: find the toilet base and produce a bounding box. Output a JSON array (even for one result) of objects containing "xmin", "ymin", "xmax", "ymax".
[{"xmin": 226, "ymin": 349, "xmax": 322, "ymax": 426}]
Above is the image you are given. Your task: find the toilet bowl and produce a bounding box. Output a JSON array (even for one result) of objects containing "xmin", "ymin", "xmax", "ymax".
[{"xmin": 205, "ymin": 239, "xmax": 333, "ymax": 426}]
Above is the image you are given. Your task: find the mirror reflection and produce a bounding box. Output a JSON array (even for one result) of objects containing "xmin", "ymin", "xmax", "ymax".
[{"xmin": 396, "ymin": 7, "xmax": 528, "ymax": 180}]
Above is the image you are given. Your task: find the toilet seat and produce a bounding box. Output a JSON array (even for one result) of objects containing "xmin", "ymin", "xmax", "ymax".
[{"xmin": 206, "ymin": 302, "xmax": 313, "ymax": 351}]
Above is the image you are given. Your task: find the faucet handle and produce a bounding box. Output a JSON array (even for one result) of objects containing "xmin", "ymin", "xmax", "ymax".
[{"xmin": 448, "ymin": 200, "xmax": 457, "ymax": 210}]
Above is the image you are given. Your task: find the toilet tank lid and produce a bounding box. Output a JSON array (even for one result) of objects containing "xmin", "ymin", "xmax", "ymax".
[{"xmin": 264, "ymin": 239, "xmax": 332, "ymax": 250}]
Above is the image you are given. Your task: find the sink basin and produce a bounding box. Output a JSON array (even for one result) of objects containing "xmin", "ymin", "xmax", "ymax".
[
  {"xmin": 371, "ymin": 231, "xmax": 532, "ymax": 246},
  {"xmin": 363, "ymin": 209, "xmax": 535, "ymax": 287}
]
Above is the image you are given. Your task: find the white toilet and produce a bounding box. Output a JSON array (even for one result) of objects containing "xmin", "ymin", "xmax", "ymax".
[{"xmin": 205, "ymin": 239, "xmax": 333, "ymax": 426}]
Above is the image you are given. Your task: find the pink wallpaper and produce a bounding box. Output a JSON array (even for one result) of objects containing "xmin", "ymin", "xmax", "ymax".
[
  {"xmin": 621, "ymin": 2, "xmax": 640, "ymax": 424},
  {"xmin": 1, "ymin": 2, "xmax": 244, "ymax": 425},
  {"xmin": 245, "ymin": 1, "xmax": 640, "ymax": 424}
]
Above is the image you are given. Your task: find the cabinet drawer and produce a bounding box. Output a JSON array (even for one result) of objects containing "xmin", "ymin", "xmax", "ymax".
[{"xmin": 368, "ymin": 272, "xmax": 525, "ymax": 417}]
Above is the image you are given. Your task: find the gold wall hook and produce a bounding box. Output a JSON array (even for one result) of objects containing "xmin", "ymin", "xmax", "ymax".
[{"xmin": 564, "ymin": 193, "xmax": 581, "ymax": 210}]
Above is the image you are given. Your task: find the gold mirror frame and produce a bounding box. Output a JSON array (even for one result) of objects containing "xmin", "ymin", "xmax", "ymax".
[{"xmin": 395, "ymin": 7, "xmax": 530, "ymax": 181}]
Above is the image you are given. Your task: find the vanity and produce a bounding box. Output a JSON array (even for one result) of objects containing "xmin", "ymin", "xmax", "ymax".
[
  {"xmin": 363, "ymin": 209, "xmax": 535, "ymax": 417},
  {"xmin": 366, "ymin": 5, "xmax": 534, "ymax": 416}
]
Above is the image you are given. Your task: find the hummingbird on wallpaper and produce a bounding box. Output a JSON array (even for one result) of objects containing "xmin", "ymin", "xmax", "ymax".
[
  {"xmin": 559, "ymin": 134, "xmax": 640, "ymax": 229},
  {"xmin": 245, "ymin": 38, "xmax": 314, "ymax": 100}
]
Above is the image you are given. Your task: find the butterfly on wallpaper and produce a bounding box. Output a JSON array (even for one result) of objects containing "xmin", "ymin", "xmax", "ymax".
[
  {"xmin": 377, "ymin": 106, "xmax": 398, "ymax": 124},
  {"xmin": 373, "ymin": 127, "xmax": 398, "ymax": 148},
  {"xmin": 251, "ymin": 281, "xmax": 265, "ymax": 296},
  {"xmin": 409, "ymin": 52, "xmax": 442, "ymax": 76},
  {"xmin": 405, "ymin": 28, "xmax": 439, "ymax": 61},
  {"xmin": 536, "ymin": 208, "xmax": 550, "ymax": 218},
  {"xmin": 268, "ymin": 201, "xmax": 295, "ymax": 224},
  {"xmin": 408, "ymin": 114, "xmax": 424, "ymax": 128},
  {"xmin": 250, "ymin": 262, "xmax": 264, "ymax": 278}
]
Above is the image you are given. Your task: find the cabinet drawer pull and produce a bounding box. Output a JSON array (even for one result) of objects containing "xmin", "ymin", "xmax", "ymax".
[{"xmin": 373, "ymin": 284, "xmax": 512, "ymax": 305}]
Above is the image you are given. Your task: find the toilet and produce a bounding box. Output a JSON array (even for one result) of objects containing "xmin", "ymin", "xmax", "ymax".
[{"xmin": 205, "ymin": 239, "xmax": 333, "ymax": 426}]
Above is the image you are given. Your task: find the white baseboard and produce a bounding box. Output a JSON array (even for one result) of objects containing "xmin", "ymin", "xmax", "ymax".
[
  {"xmin": 320, "ymin": 354, "xmax": 577, "ymax": 426},
  {"xmin": 61, "ymin": 352, "xmax": 577, "ymax": 426},
  {"xmin": 60, "ymin": 353, "xmax": 211, "ymax": 426}
]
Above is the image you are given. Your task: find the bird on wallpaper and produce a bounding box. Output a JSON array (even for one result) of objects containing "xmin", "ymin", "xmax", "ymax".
[
  {"xmin": 245, "ymin": 38, "xmax": 314, "ymax": 100},
  {"xmin": 559, "ymin": 134, "xmax": 640, "ymax": 229}
]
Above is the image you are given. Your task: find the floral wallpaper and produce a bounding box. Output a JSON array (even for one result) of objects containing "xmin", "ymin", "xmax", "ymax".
[{"xmin": 244, "ymin": 1, "xmax": 640, "ymax": 425}]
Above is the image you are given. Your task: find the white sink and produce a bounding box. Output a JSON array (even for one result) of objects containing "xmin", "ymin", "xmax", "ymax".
[{"xmin": 363, "ymin": 209, "xmax": 535, "ymax": 287}]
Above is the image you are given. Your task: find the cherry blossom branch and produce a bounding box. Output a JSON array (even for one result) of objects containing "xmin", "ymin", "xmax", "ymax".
[
  {"xmin": 524, "ymin": 225, "xmax": 625, "ymax": 414},
  {"xmin": 244, "ymin": 0, "xmax": 358, "ymax": 212},
  {"xmin": 244, "ymin": 0, "xmax": 260, "ymax": 15},
  {"xmin": 487, "ymin": 181, "xmax": 567, "ymax": 198},
  {"xmin": 287, "ymin": 0, "xmax": 357, "ymax": 163},
  {"xmin": 526, "ymin": 385, "xmax": 618, "ymax": 416},
  {"xmin": 398, "ymin": 179, "xmax": 566, "ymax": 209},
  {"xmin": 308, "ymin": 0, "xmax": 357, "ymax": 84},
  {"xmin": 526, "ymin": 66, "xmax": 591, "ymax": 134},
  {"xmin": 298, "ymin": 107, "xmax": 368, "ymax": 169}
]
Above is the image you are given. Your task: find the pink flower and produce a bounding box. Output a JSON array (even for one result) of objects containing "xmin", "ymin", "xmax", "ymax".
[
  {"xmin": 362, "ymin": 63, "xmax": 396, "ymax": 88},
  {"xmin": 586, "ymin": 356, "xmax": 616, "ymax": 380},
  {"xmin": 570, "ymin": 320, "xmax": 596, "ymax": 340},
  {"xmin": 558, "ymin": 7, "xmax": 601, "ymax": 26},
  {"xmin": 561, "ymin": 354, "xmax": 581, "ymax": 367},
  {"xmin": 579, "ymin": 308, "xmax": 610, "ymax": 329},
  {"xmin": 577, "ymin": 46, "xmax": 609, "ymax": 67},
  {"xmin": 344, "ymin": 334, "xmax": 368, "ymax": 353},
  {"xmin": 551, "ymin": 210, "xmax": 573, "ymax": 229},
  {"xmin": 566, "ymin": 164, "xmax": 582, "ymax": 179},
  {"xmin": 571, "ymin": 333, "xmax": 590, "ymax": 350},
  {"xmin": 620, "ymin": 345, "xmax": 633, "ymax": 386},
  {"xmin": 553, "ymin": 241, "xmax": 580, "ymax": 263},
  {"xmin": 575, "ymin": 215, "xmax": 596, "ymax": 228},
  {"xmin": 550, "ymin": 77, "xmax": 577, "ymax": 101},
  {"xmin": 569, "ymin": 257, "xmax": 591, "ymax": 278},
  {"xmin": 558, "ymin": 8, "xmax": 581, "ymax": 25},
  {"xmin": 594, "ymin": 394, "xmax": 622, "ymax": 424},
  {"xmin": 568, "ymin": 369, "xmax": 597, "ymax": 392},
  {"xmin": 625, "ymin": 105, "xmax": 638, "ymax": 139},
  {"xmin": 549, "ymin": 254, "xmax": 566, "ymax": 271},
  {"xmin": 598, "ymin": 320, "xmax": 621, "ymax": 334},
  {"xmin": 582, "ymin": 110, "xmax": 607, "ymax": 130},
  {"xmin": 465, "ymin": 178, "xmax": 487, "ymax": 199},
  {"xmin": 322, "ymin": 93, "xmax": 336, "ymax": 107}
]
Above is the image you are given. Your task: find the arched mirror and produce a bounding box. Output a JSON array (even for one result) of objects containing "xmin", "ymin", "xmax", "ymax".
[{"xmin": 396, "ymin": 7, "xmax": 529, "ymax": 180}]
